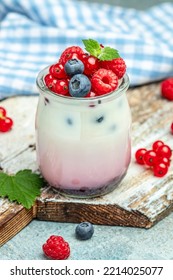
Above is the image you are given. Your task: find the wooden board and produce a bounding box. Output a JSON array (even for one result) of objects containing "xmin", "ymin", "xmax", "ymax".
[{"xmin": 0, "ymin": 82, "xmax": 173, "ymax": 247}]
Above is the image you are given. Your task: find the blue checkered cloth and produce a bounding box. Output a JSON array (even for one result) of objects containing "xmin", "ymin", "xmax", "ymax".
[{"xmin": 0, "ymin": 0, "xmax": 173, "ymax": 99}]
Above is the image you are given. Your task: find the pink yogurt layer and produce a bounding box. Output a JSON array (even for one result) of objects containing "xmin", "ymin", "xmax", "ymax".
[{"xmin": 37, "ymin": 135, "xmax": 131, "ymax": 190}]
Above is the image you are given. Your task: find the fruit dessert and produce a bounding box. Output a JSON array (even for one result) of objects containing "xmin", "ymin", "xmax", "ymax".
[{"xmin": 36, "ymin": 39, "xmax": 131, "ymax": 197}]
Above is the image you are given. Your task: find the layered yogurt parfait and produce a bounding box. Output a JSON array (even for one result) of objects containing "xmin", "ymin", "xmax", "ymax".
[{"xmin": 36, "ymin": 39, "xmax": 131, "ymax": 198}]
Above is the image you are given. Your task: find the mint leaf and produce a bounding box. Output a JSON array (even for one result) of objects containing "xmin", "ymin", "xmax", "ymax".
[
  {"xmin": 98, "ymin": 47, "xmax": 120, "ymax": 61},
  {"xmin": 82, "ymin": 39, "xmax": 120, "ymax": 61},
  {"xmin": 0, "ymin": 170, "xmax": 44, "ymax": 209},
  {"xmin": 82, "ymin": 39, "xmax": 101, "ymax": 57}
]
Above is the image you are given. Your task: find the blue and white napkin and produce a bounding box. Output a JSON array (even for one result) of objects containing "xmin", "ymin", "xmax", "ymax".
[{"xmin": 0, "ymin": 0, "xmax": 173, "ymax": 99}]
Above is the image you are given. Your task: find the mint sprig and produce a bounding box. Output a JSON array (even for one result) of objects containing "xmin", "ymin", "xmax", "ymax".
[
  {"xmin": 0, "ymin": 169, "xmax": 44, "ymax": 209},
  {"xmin": 82, "ymin": 39, "xmax": 101, "ymax": 57},
  {"xmin": 82, "ymin": 38, "xmax": 120, "ymax": 61}
]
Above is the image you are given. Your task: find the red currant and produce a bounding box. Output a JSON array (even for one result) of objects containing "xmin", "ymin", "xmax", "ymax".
[
  {"xmin": 54, "ymin": 79, "xmax": 69, "ymax": 95},
  {"xmin": 155, "ymin": 156, "xmax": 171, "ymax": 167},
  {"xmin": 0, "ymin": 106, "xmax": 6, "ymax": 117},
  {"xmin": 0, "ymin": 117, "xmax": 13, "ymax": 132},
  {"xmin": 153, "ymin": 162, "xmax": 168, "ymax": 177},
  {"xmin": 156, "ymin": 144, "xmax": 172, "ymax": 159},
  {"xmin": 171, "ymin": 122, "xmax": 173, "ymax": 134},
  {"xmin": 143, "ymin": 150, "xmax": 157, "ymax": 167},
  {"xmin": 44, "ymin": 74, "xmax": 57, "ymax": 92},
  {"xmin": 152, "ymin": 140, "xmax": 164, "ymax": 152},
  {"xmin": 49, "ymin": 63, "xmax": 67, "ymax": 79},
  {"xmin": 135, "ymin": 148, "xmax": 147, "ymax": 165}
]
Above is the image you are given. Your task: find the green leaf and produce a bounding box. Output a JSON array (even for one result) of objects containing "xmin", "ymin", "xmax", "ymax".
[
  {"xmin": 82, "ymin": 38, "xmax": 101, "ymax": 57},
  {"xmin": 98, "ymin": 47, "xmax": 120, "ymax": 61},
  {"xmin": 0, "ymin": 170, "xmax": 44, "ymax": 209}
]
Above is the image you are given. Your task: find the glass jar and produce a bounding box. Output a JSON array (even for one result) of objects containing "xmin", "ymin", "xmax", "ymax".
[{"xmin": 36, "ymin": 66, "xmax": 131, "ymax": 198}]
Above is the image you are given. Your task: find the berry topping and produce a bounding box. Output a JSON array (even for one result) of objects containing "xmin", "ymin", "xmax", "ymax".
[
  {"xmin": 43, "ymin": 39, "xmax": 127, "ymax": 97},
  {"xmin": 42, "ymin": 235, "xmax": 70, "ymax": 260},
  {"xmin": 0, "ymin": 106, "xmax": 13, "ymax": 133},
  {"xmin": 91, "ymin": 68, "xmax": 118, "ymax": 95},
  {"xmin": 100, "ymin": 57, "xmax": 126, "ymax": 79},
  {"xmin": 44, "ymin": 74, "xmax": 58, "ymax": 92},
  {"xmin": 69, "ymin": 74, "xmax": 91, "ymax": 97},
  {"xmin": 80, "ymin": 54, "xmax": 99, "ymax": 76},
  {"xmin": 85, "ymin": 90, "xmax": 97, "ymax": 98},
  {"xmin": 49, "ymin": 63, "xmax": 67, "ymax": 79},
  {"xmin": 161, "ymin": 78, "xmax": 173, "ymax": 101},
  {"xmin": 59, "ymin": 46, "xmax": 84, "ymax": 65},
  {"xmin": 64, "ymin": 58, "xmax": 84, "ymax": 76},
  {"xmin": 75, "ymin": 222, "xmax": 94, "ymax": 240},
  {"xmin": 54, "ymin": 79, "xmax": 69, "ymax": 95},
  {"xmin": 135, "ymin": 148, "xmax": 147, "ymax": 165}
]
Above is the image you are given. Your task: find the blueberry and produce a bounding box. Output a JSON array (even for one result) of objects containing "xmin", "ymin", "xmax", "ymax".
[
  {"xmin": 66, "ymin": 117, "xmax": 73, "ymax": 125},
  {"xmin": 44, "ymin": 97, "xmax": 50, "ymax": 105},
  {"xmin": 64, "ymin": 59, "xmax": 84, "ymax": 76},
  {"xmin": 75, "ymin": 222, "xmax": 94, "ymax": 240},
  {"xmin": 69, "ymin": 74, "xmax": 91, "ymax": 97},
  {"xmin": 96, "ymin": 115, "xmax": 104, "ymax": 123}
]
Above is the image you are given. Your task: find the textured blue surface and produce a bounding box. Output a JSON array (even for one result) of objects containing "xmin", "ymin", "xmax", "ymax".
[{"xmin": 0, "ymin": 212, "xmax": 173, "ymax": 260}]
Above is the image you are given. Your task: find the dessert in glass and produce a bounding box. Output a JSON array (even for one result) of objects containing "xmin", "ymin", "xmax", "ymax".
[{"xmin": 36, "ymin": 39, "xmax": 131, "ymax": 198}]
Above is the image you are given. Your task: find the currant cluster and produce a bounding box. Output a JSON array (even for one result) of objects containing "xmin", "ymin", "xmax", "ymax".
[
  {"xmin": 0, "ymin": 106, "xmax": 13, "ymax": 132},
  {"xmin": 44, "ymin": 45, "xmax": 126, "ymax": 98},
  {"xmin": 135, "ymin": 140, "xmax": 172, "ymax": 177}
]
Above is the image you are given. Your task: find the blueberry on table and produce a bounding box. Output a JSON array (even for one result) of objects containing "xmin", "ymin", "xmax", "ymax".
[
  {"xmin": 75, "ymin": 222, "xmax": 94, "ymax": 240},
  {"xmin": 64, "ymin": 59, "xmax": 84, "ymax": 76},
  {"xmin": 69, "ymin": 74, "xmax": 91, "ymax": 97}
]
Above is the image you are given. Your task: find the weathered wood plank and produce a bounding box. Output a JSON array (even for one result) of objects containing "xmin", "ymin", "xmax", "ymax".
[
  {"xmin": 0, "ymin": 198, "xmax": 36, "ymax": 246},
  {"xmin": 0, "ymin": 82, "xmax": 173, "ymax": 247}
]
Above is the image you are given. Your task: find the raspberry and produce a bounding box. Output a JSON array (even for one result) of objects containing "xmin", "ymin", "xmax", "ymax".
[
  {"xmin": 80, "ymin": 54, "xmax": 99, "ymax": 76},
  {"xmin": 91, "ymin": 68, "xmax": 118, "ymax": 95},
  {"xmin": 161, "ymin": 78, "xmax": 173, "ymax": 101},
  {"xmin": 100, "ymin": 57, "xmax": 126, "ymax": 79},
  {"xmin": 0, "ymin": 106, "xmax": 13, "ymax": 133},
  {"xmin": 59, "ymin": 46, "xmax": 84, "ymax": 65},
  {"xmin": 42, "ymin": 235, "xmax": 70, "ymax": 260}
]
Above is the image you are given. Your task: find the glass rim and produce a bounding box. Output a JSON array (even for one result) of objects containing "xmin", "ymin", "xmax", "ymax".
[{"xmin": 36, "ymin": 65, "xmax": 130, "ymax": 105}]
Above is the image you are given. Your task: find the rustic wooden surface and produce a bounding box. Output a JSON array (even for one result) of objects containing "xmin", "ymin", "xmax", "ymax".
[{"xmin": 0, "ymin": 82, "xmax": 173, "ymax": 246}]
